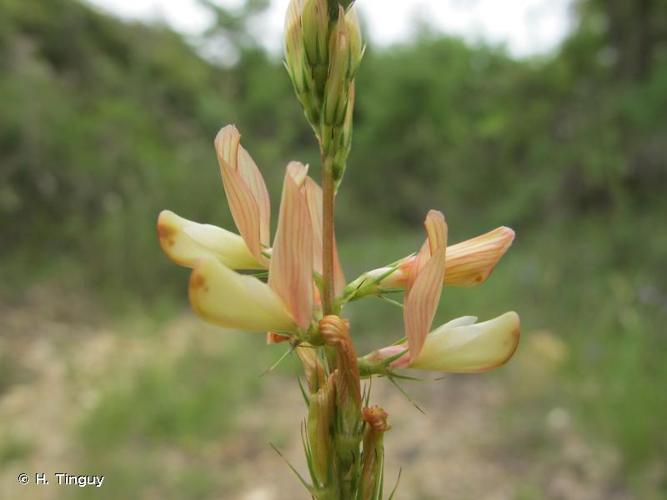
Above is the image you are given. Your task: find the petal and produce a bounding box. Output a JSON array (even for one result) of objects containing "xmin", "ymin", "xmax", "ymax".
[
  {"xmin": 404, "ymin": 247, "xmax": 447, "ymax": 360},
  {"xmin": 157, "ymin": 210, "xmax": 261, "ymax": 270},
  {"xmin": 409, "ymin": 210, "xmax": 447, "ymax": 287},
  {"xmin": 375, "ymin": 344, "xmax": 410, "ymax": 368},
  {"xmin": 444, "ymin": 227, "xmax": 515, "ymax": 287},
  {"xmin": 304, "ymin": 177, "xmax": 323, "ymax": 274},
  {"xmin": 214, "ymin": 125, "xmax": 271, "ymax": 265},
  {"xmin": 403, "ymin": 211, "xmax": 448, "ymax": 360},
  {"xmin": 189, "ymin": 258, "xmax": 296, "ymax": 333},
  {"xmin": 424, "ymin": 209, "xmax": 447, "ymax": 255},
  {"xmin": 285, "ymin": 0, "xmax": 304, "ymax": 32},
  {"xmin": 441, "ymin": 316, "xmax": 478, "ymax": 328},
  {"xmin": 304, "ymin": 176, "xmax": 346, "ymax": 296},
  {"xmin": 410, "ymin": 312, "xmax": 520, "ymax": 373},
  {"xmin": 268, "ymin": 162, "xmax": 314, "ymax": 331}
]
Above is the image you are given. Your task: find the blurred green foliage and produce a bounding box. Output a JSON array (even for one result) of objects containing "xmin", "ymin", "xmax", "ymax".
[{"xmin": 1, "ymin": 0, "xmax": 666, "ymax": 495}]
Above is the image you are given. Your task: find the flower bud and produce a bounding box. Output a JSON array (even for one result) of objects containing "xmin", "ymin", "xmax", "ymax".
[
  {"xmin": 320, "ymin": 315, "xmax": 363, "ymax": 473},
  {"xmin": 302, "ymin": 0, "xmax": 330, "ymax": 68},
  {"xmin": 332, "ymin": 81, "xmax": 355, "ymax": 184},
  {"xmin": 284, "ymin": 0, "xmax": 306, "ymax": 91},
  {"xmin": 360, "ymin": 406, "xmax": 389, "ymax": 499},
  {"xmin": 307, "ymin": 374, "xmax": 335, "ymax": 488},
  {"xmin": 322, "ymin": 10, "xmax": 352, "ymax": 128},
  {"xmin": 284, "ymin": 0, "xmax": 322, "ymax": 126},
  {"xmin": 344, "ymin": 6, "xmax": 363, "ymax": 76},
  {"xmin": 320, "ymin": 6, "xmax": 361, "ymax": 165},
  {"xmin": 320, "ymin": 315, "xmax": 361, "ymax": 408},
  {"xmin": 296, "ymin": 344, "xmax": 326, "ymax": 393},
  {"xmin": 285, "ymin": 0, "xmax": 362, "ymax": 146}
]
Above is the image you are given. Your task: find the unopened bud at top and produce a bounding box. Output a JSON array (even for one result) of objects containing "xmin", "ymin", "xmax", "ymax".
[
  {"xmin": 322, "ymin": 6, "xmax": 362, "ymax": 128},
  {"xmin": 302, "ymin": 0, "xmax": 330, "ymax": 69},
  {"xmin": 344, "ymin": 6, "xmax": 363, "ymax": 76},
  {"xmin": 284, "ymin": 0, "xmax": 306, "ymax": 92},
  {"xmin": 285, "ymin": 0, "xmax": 363, "ymax": 150}
]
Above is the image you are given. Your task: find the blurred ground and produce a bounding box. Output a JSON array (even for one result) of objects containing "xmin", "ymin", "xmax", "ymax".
[{"xmin": 2, "ymin": 286, "xmax": 660, "ymax": 500}]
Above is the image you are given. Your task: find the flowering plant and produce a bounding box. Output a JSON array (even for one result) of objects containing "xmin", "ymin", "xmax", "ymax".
[{"xmin": 158, "ymin": 1, "xmax": 519, "ymax": 498}]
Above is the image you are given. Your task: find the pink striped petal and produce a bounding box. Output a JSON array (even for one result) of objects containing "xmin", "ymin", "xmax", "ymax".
[
  {"xmin": 444, "ymin": 226, "xmax": 515, "ymax": 286},
  {"xmin": 403, "ymin": 211, "xmax": 448, "ymax": 360},
  {"xmin": 404, "ymin": 247, "xmax": 447, "ymax": 360},
  {"xmin": 332, "ymin": 238, "xmax": 347, "ymax": 297},
  {"xmin": 409, "ymin": 210, "xmax": 446, "ymax": 288},
  {"xmin": 214, "ymin": 125, "xmax": 271, "ymax": 265},
  {"xmin": 268, "ymin": 162, "xmax": 314, "ymax": 331},
  {"xmin": 304, "ymin": 176, "xmax": 346, "ymax": 296},
  {"xmin": 304, "ymin": 177, "xmax": 323, "ymax": 274},
  {"xmin": 375, "ymin": 345, "xmax": 410, "ymax": 368},
  {"xmin": 424, "ymin": 210, "xmax": 447, "ymax": 255}
]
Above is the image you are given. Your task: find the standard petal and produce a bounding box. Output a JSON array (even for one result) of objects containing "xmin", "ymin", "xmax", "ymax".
[
  {"xmin": 424, "ymin": 210, "xmax": 447, "ymax": 255},
  {"xmin": 408, "ymin": 210, "xmax": 447, "ymax": 287},
  {"xmin": 189, "ymin": 258, "xmax": 296, "ymax": 333},
  {"xmin": 304, "ymin": 176, "xmax": 346, "ymax": 295},
  {"xmin": 268, "ymin": 162, "xmax": 314, "ymax": 331},
  {"xmin": 403, "ymin": 211, "xmax": 448, "ymax": 359},
  {"xmin": 404, "ymin": 247, "xmax": 447, "ymax": 360},
  {"xmin": 444, "ymin": 227, "xmax": 515, "ymax": 286},
  {"xmin": 304, "ymin": 177, "xmax": 323, "ymax": 274},
  {"xmin": 214, "ymin": 125, "xmax": 271, "ymax": 265},
  {"xmin": 410, "ymin": 312, "xmax": 520, "ymax": 373},
  {"xmin": 157, "ymin": 210, "xmax": 261, "ymax": 269}
]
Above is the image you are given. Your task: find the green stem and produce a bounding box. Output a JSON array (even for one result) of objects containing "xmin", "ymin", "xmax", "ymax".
[{"xmin": 322, "ymin": 154, "xmax": 336, "ymax": 316}]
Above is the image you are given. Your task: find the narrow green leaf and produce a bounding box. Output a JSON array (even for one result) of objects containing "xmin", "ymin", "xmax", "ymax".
[
  {"xmin": 270, "ymin": 442, "xmax": 313, "ymax": 493},
  {"xmin": 388, "ymin": 376, "xmax": 425, "ymax": 414},
  {"xmin": 388, "ymin": 468, "xmax": 402, "ymax": 500}
]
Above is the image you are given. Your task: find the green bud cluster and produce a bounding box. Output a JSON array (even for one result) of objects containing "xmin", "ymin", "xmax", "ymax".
[{"xmin": 284, "ymin": 0, "xmax": 364, "ymax": 187}]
